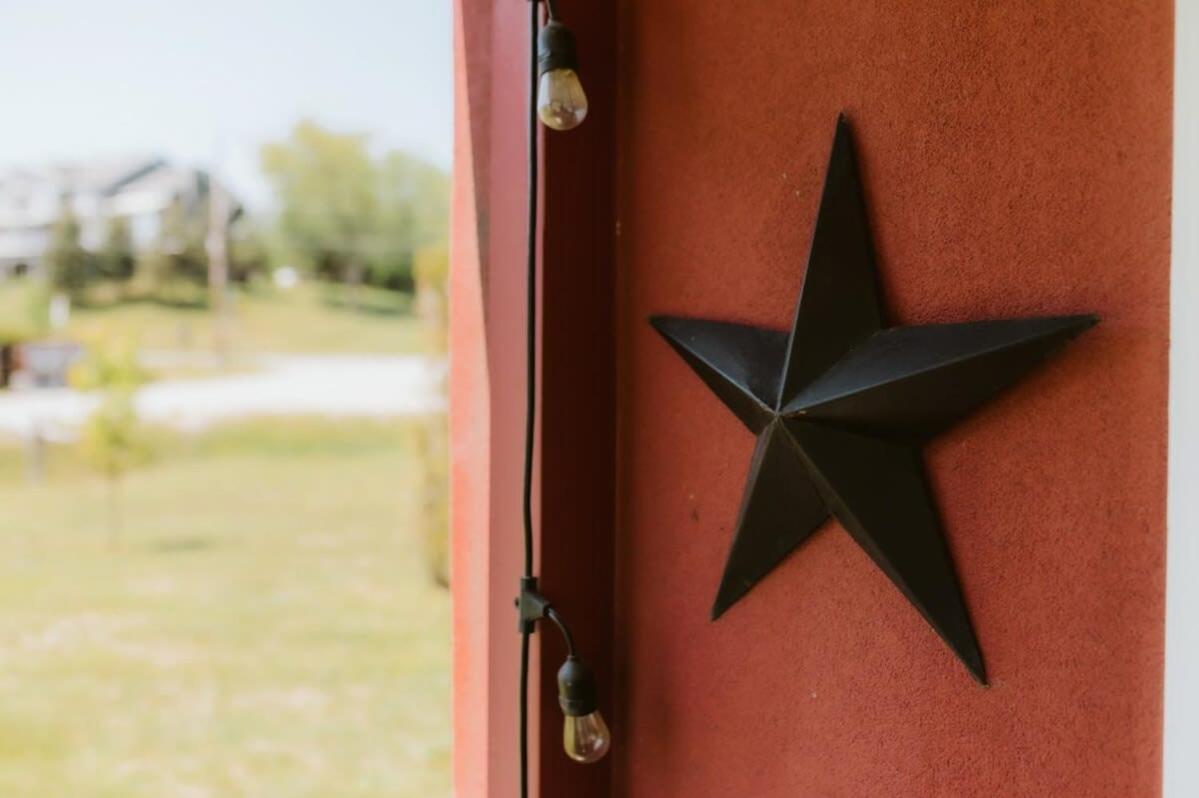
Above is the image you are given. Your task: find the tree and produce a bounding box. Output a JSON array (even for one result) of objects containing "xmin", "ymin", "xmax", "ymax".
[
  {"xmin": 261, "ymin": 121, "xmax": 377, "ymax": 289},
  {"xmin": 73, "ymin": 337, "xmax": 149, "ymax": 546},
  {"xmin": 380, "ymin": 151, "xmax": 450, "ymax": 250},
  {"xmin": 98, "ymin": 216, "xmax": 136, "ymax": 282},
  {"xmin": 413, "ymin": 245, "xmax": 449, "ymax": 586},
  {"xmin": 136, "ymin": 197, "xmax": 208, "ymax": 295},
  {"xmin": 44, "ymin": 199, "xmax": 90, "ymax": 301},
  {"xmin": 229, "ymin": 224, "xmax": 271, "ymax": 284},
  {"xmin": 260, "ymin": 121, "xmax": 450, "ymax": 293},
  {"xmin": 370, "ymin": 152, "xmax": 451, "ymax": 291}
]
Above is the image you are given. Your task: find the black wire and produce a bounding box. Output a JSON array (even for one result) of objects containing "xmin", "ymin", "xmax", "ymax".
[
  {"xmin": 545, "ymin": 607, "xmax": 576, "ymax": 657},
  {"xmin": 522, "ymin": 4, "xmax": 539, "ymax": 584},
  {"xmin": 519, "ymin": 2, "xmax": 541, "ymax": 797},
  {"xmin": 519, "ymin": 630, "xmax": 531, "ymax": 798}
]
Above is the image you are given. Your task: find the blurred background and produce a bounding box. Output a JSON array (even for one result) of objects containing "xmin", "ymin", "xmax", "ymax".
[{"xmin": 0, "ymin": 2, "xmax": 452, "ymax": 795}]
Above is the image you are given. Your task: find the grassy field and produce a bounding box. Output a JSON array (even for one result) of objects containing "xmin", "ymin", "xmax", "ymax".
[
  {"xmin": 0, "ymin": 280, "xmax": 425, "ymax": 355},
  {"xmin": 0, "ymin": 418, "xmax": 450, "ymax": 797}
]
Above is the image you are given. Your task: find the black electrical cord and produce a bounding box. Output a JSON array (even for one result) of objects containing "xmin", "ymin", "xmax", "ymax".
[
  {"xmin": 519, "ymin": 1, "xmax": 542, "ymax": 796},
  {"xmin": 545, "ymin": 607, "xmax": 576, "ymax": 656},
  {"xmin": 521, "ymin": 0, "xmax": 539, "ymax": 586}
]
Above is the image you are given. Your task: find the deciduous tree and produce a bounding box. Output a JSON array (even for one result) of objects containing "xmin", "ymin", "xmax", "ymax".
[{"xmin": 260, "ymin": 121, "xmax": 450, "ymax": 293}]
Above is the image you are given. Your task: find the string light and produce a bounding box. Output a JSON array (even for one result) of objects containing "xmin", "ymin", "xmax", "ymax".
[
  {"xmin": 536, "ymin": 19, "xmax": 588, "ymax": 131},
  {"xmin": 517, "ymin": 2, "xmax": 604, "ymax": 796}
]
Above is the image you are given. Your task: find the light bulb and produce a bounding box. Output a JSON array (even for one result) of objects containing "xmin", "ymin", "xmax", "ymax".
[
  {"xmin": 537, "ymin": 20, "xmax": 587, "ymax": 131},
  {"xmin": 563, "ymin": 710, "xmax": 611, "ymax": 763},
  {"xmin": 537, "ymin": 69, "xmax": 588, "ymax": 131},
  {"xmin": 556, "ymin": 654, "xmax": 610, "ymax": 763}
]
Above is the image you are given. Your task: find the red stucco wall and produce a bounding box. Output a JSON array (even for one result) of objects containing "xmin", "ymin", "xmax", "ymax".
[{"xmin": 615, "ymin": 2, "xmax": 1171, "ymax": 796}]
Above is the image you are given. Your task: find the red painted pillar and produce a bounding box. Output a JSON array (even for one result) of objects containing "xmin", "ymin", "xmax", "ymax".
[
  {"xmin": 451, "ymin": 0, "xmax": 618, "ymax": 795},
  {"xmin": 449, "ymin": 0, "xmax": 492, "ymax": 793}
]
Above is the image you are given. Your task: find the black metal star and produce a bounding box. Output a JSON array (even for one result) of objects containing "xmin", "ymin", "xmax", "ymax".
[{"xmin": 651, "ymin": 116, "xmax": 1096, "ymax": 684}]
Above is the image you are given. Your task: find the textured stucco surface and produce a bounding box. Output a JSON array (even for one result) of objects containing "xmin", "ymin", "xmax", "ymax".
[{"xmin": 614, "ymin": 2, "xmax": 1172, "ymax": 796}]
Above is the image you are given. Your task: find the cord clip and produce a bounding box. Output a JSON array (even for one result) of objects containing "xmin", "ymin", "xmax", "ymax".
[{"xmin": 517, "ymin": 576, "xmax": 551, "ymax": 633}]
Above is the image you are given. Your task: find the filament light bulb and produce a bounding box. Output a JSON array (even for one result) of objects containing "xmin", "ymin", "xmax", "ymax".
[
  {"xmin": 537, "ymin": 20, "xmax": 587, "ymax": 131},
  {"xmin": 557, "ymin": 655, "xmax": 610, "ymax": 764},
  {"xmin": 563, "ymin": 710, "xmax": 611, "ymax": 763},
  {"xmin": 537, "ymin": 68, "xmax": 588, "ymax": 131}
]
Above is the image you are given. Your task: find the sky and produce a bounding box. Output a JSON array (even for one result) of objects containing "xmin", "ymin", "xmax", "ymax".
[{"xmin": 0, "ymin": 0, "xmax": 453, "ymax": 210}]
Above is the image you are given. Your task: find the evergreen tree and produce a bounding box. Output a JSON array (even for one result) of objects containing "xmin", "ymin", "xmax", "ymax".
[
  {"xmin": 98, "ymin": 216, "xmax": 136, "ymax": 281},
  {"xmin": 44, "ymin": 199, "xmax": 90, "ymax": 300}
]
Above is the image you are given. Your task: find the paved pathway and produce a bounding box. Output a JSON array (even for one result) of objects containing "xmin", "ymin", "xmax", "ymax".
[{"xmin": 0, "ymin": 354, "xmax": 444, "ymax": 437}]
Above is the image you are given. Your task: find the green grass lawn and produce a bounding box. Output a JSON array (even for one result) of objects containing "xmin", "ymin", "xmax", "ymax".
[
  {"xmin": 0, "ymin": 280, "xmax": 425, "ymax": 355},
  {"xmin": 0, "ymin": 418, "xmax": 450, "ymax": 797}
]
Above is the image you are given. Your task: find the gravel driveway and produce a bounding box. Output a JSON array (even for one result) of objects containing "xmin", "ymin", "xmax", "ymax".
[{"xmin": 0, "ymin": 354, "xmax": 444, "ymax": 437}]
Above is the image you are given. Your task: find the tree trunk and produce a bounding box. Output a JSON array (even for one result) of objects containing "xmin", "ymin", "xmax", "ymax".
[
  {"xmin": 206, "ymin": 181, "xmax": 231, "ymax": 364},
  {"xmin": 344, "ymin": 258, "xmax": 365, "ymax": 312},
  {"xmin": 106, "ymin": 473, "xmax": 122, "ymax": 549}
]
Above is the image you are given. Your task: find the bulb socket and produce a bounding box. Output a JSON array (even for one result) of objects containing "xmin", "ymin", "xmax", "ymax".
[
  {"xmin": 556, "ymin": 655, "xmax": 598, "ymax": 717},
  {"xmin": 537, "ymin": 20, "xmax": 578, "ymax": 76}
]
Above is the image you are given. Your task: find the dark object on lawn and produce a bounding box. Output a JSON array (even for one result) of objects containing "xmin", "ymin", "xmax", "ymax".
[{"xmin": 17, "ymin": 340, "xmax": 84, "ymax": 388}]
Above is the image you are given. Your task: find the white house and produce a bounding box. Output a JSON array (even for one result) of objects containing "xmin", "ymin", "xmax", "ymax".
[{"xmin": 0, "ymin": 157, "xmax": 217, "ymax": 276}]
